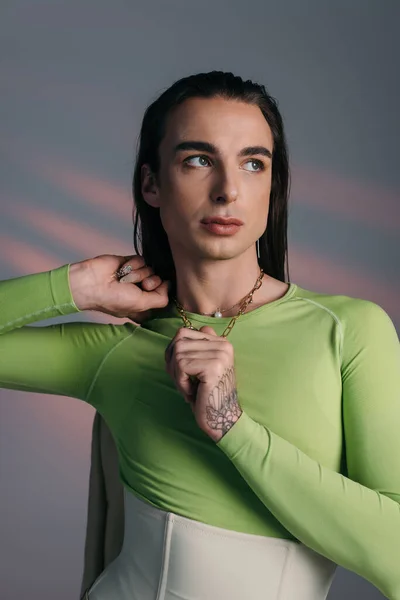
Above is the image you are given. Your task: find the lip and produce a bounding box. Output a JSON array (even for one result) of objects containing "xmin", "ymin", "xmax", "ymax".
[
  {"xmin": 200, "ymin": 222, "xmax": 242, "ymax": 236},
  {"xmin": 201, "ymin": 217, "xmax": 244, "ymax": 226}
]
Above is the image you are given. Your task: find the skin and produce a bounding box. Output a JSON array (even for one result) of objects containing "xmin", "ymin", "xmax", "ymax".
[
  {"xmin": 142, "ymin": 97, "xmax": 290, "ymax": 441},
  {"xmin": 164, "ymin": 325, "xmax": 241, "ymax": 441}
]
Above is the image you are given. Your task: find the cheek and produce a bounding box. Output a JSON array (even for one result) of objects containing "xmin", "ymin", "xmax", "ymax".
[
  {"xmin": 161, "ymin": 174, "xmax": 202, "ymax": 223},
  {"xmin": 251, "ymin": 194, "xmax": 270, "ymax": 234},
  {"xmin": 159, "ymin": 190, "xmax": 193, "ymax": 238}
]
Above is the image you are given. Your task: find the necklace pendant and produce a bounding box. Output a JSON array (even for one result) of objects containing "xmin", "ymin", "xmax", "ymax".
[{"xmin": 213, "ymin": 310, "xmax": 223, "ymax": 318}]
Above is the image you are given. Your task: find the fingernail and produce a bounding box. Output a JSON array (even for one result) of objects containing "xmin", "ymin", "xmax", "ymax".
[{"xmin": 117, "ymin": 265, "xmax": 132, "ymax": 278}]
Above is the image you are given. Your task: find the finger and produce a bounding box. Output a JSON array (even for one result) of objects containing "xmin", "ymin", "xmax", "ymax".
[
  {"xmin": 166, "ymin": 346, "xmax": 219, "ymax": 376},
  {"xmin": 164, "ymin": 329, "xmax": 224, "ymax": 364},
  {"xmin": 123, "ymin": 254, "xmax": 145, "ymax": 264},
  {"xmin": 165, "ymin": 328, "xmax": 206, "ymax": 360},
  {"xmin": 168, "ymin": 350, "xmax": 225, "ymax": 394},
  {"xmin": 164, "ymin": 335, "xmax": 210, "ymax": 363},
  {"xmin": 175, "ymin": 332, "xmax": 229, "ymax": 350},
  {"xmin": 119, "ymin": 265, "xmax": 154, "ymax": 283},
  {"xmin": 118, "ymin": 255, "xmax": 145, "ymax": 273},
  {"xmin": 140, "ymin": 280, "xmax": 170, "ymax": 309},
  {"xmin": 199, "ymin": 325, "xmax": 218, "ymax": 336},
  {"xmin": 141, "ymin": 275, "xmax": 162, "ymax": 290},
  {"xmin": 174, "ymin": 367, "xmax": 198, "ymax": 397},
  {"xmin": 174, "ymin": 350, "xmax": 222, "ymax": 363},
  {"xmin": 174, "ymin": 327, "xmax": 222, "ymax": 342},
  {"xmin": 173, "ymin": 341, "xmax": 227, "ymax": 359}
]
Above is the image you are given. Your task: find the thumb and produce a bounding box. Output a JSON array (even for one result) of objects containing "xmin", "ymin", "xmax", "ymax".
[
  {"xmin": 144, "ymin": 280, "xmax": 170, "ymax": 309},
  {"xmin": 199, "ymin": 325, "xmax": 218, "ymax": 336}
]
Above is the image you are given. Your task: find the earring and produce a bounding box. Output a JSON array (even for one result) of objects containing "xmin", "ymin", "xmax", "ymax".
[{"xmin": 256, "ymin": 238, "xmax": 260, "ymax": 259}]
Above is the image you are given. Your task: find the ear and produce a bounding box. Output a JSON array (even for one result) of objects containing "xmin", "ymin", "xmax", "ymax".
[{"xmin": 141, "ymin": 163, "xmax": 161, "ymax": 208}]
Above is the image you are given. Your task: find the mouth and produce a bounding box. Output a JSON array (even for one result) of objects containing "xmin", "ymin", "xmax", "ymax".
[
  {"xmin": 200, "ymin": 218, "xmax": 243, "ymax": 236},
  {"xmin": 201, "ymin": 217, "xmax": 244, "ymax": 226}
]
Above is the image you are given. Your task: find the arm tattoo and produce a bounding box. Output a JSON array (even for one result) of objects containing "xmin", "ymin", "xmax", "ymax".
[{"xmin": 205, "ymin": 366, "xmax": 242, "ymax": 437}]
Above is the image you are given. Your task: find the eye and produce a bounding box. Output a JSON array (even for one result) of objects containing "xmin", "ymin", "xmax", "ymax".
[
  {"xmin": 183, "ymin": 155, "xmax": 211, "ymax": 168},
  {"xmin": 243, "ymin": 159, "xmax": 265, "ymax": 172},
  {"xmin": 183, "ymin": 155, "xmax": 266, "ymax": 172}
]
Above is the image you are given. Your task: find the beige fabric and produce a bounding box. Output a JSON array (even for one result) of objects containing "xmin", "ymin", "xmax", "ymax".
[
  {"xmin": 85, "ymin": 488, "xmax": 337, "ymax": 600},
  {"xmin": 80, "ymin": 414, "xmax": 337, "ymax": 599},
  {"xmin": 80, "ymin": 412, "xmax": 125, "ymax": 599}
]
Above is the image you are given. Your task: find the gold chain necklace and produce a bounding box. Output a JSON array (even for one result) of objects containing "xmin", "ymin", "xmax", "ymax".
[
  {"xmin": 174, "ymin": 268, "xmax": 264, "ymax": 338},
  {"xmin": 191, "ymin": 292, "xmax": 248, "ymax": 318}
]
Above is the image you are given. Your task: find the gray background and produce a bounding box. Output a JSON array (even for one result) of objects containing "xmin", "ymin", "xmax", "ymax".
[{"xmin": 0, "ymin": 1, "xmax": 399, "ymax": 599}]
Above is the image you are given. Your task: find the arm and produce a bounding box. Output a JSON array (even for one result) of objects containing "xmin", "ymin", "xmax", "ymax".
[
  {"xmin": 217, "ymin": 301, "xmax": 400, "ymax": 599},
  {"xmin": 0, "ymin": 264, "xmax": 132, "ymax": 401}
]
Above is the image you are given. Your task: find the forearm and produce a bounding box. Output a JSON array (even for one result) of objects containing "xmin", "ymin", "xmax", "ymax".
[
  {"xmin": 0, "ymin": 264, "xmax": 81, "ymax": 334},
  {"xmin": 0, "ymin": 264, "xmax": 112, "ymax": 400},
  {"xmin": 217, "ymin": 411, "xmax": 400, "ymax": 599}
]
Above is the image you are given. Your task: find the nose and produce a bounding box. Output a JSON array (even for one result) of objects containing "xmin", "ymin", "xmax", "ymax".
[{"xmin": 210, "ymin": 164, "xmax": 239, "ymax": 204}]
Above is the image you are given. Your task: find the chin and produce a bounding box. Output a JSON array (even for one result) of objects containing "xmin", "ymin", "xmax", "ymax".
[{"xmin": 197, "ymin": 246, "xmax": 240, "ymax": 261}]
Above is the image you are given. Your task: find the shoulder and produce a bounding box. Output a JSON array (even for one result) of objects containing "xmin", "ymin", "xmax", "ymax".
[
  {"xmin": 293, "ymin": 283, "xmax": 398, "ymax": 358},
  {"xmin": 293, "ymin": 283, "xmax": 393, "ymax": 326},
  {"xmin": 59, "ymin": 318, "xmax": 139, "ymax": 351}
]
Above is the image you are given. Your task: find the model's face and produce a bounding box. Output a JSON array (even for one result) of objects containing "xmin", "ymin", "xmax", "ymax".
[{"xmin": 142, "ymin": 97, "xmax": 274, "ymax": 262}]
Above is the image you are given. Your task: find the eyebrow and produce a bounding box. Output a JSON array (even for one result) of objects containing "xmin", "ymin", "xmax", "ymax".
[{"xmin": 173, "ymin": 140, "xmax": 272, "ymax": 159}]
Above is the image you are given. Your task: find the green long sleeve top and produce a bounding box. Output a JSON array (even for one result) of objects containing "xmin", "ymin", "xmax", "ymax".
[{"xmin": 0, "ymin": 264, "xmax": 399, "ymax": 598}]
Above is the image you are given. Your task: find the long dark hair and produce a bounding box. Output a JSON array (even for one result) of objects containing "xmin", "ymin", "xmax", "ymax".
[{"xmin": 132, "ymin": 70, "xmax": 291, "ymax": 295}]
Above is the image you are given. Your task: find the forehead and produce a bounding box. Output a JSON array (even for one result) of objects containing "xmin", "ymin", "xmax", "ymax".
[{"xmin": 160, "ymin": 97, "xmax": 273, "ymax": 153}]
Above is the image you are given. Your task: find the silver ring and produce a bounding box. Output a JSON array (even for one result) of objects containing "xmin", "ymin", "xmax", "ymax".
[{"xmin": 116, "ymin": 264, "xmax": 132, "ymax": 279}]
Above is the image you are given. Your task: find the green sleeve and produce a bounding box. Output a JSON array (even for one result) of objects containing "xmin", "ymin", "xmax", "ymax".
[
  {"xmin": 217, "ymin": 300, "xmax": 400, "ymax": 600},
  {"xmin": 0, "ymin": 264, "xmax": 123, "ymax": 402}
]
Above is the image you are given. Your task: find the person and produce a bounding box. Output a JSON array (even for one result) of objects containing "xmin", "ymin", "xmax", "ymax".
[{"xmin": 0, "ymin": 70, "xmax": 399, "ymax": 600}]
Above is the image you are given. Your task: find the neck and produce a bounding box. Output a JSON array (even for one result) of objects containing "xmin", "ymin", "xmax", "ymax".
[{"xmin": 172, "ymin": 252, "xmax": 265, "ymax": 318}]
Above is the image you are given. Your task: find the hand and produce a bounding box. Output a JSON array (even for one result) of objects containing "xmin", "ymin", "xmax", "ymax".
[
  {"xmin": 69, "ymin": 254, "xmax": 170, "ymax": 322},
  {"xmin": 165, "ymin": 325, "xmax": 242, "ymax": 442}
]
